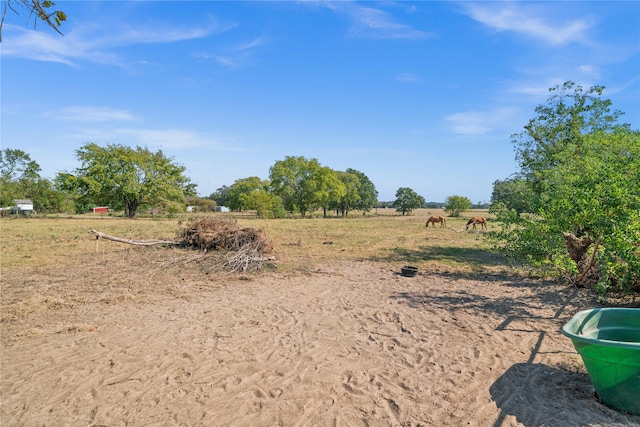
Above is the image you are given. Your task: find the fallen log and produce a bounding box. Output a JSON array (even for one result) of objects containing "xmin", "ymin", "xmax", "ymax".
[{"xmin": 90, "ymin": 229, "xmax": 180, "ymax": 246}]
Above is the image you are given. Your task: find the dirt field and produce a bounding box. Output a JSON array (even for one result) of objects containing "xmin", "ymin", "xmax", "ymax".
[{"xmin": 1, "ymin": 216, "xmax": 639, "ymax": 426}]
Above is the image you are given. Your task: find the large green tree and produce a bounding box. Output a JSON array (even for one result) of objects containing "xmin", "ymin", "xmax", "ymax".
[
  {"xmin": 346, "ymin": 168, "xmax": 378, "ymax": 214},
  {"xmin": 226, "ymin": 176, "xmax": 265, "ymax": 212},
  {"xmin": 0, "ymin": 148, "xmax": 65, "ymax": 212},
  {"xmin": 56, "ymin": 143, "xmax": 196, "ymax": 218},
  {"xmin": 1, "ymin": 148, "xmax": 39, "ymax": 206},
  {"xmin": 490, "ymin": 82, "xmax": 639, "ymax": 293},
  {"xmin": 331, "ymin": 171, "xmax": 361, "ymax": 217},
  {"xmin": 392, "ymin": 187, "xmax": 425, "ymax": 216},
  {"xmin": 269, "ymin": 156, "xmax": 343, "ymax": 217},
  {"xmin": 1, "ymin": 148, "xmax": 41, "ymax": 183},
  {"xmin": 515, "ymin": 81, "xmax": 624, "ymax": 191},
  {"xmin": 444, "ymin": 195, "xmax": 472, "ymax": 217},
  {"xmin": 316, "ymin": 166, "xmax": 346, "ymax": 218}
]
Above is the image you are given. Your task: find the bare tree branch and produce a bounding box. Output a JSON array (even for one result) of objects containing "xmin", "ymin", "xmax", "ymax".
[
  {"xmin": 1, "ymin": 0, "xmax": 66, "ymax": 42},
  {"xmin": 90, "ymin": 230, "xmax": 180, "ymax": 247}
]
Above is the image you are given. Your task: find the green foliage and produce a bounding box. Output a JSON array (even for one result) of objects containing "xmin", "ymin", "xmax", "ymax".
[
  {"xmin": 208, "ymin": 185, "xmax": 231, "ymax": 207},
  {"xmin": 490, "ymin": 81, "xmax": 639, "ymax": 294},
  {"xmin": 28, "ymin": 178, "xmax": 65, "ymax": 213},
  {"xmin": 490, "ymin": 177, "xmax": 536, "ymax": 215},
  {"xmin": 325, "ymin": 168, "xmax": 379, "ymax": 217},
  {"xmin": 241, "ymin": 189, "xmax": 286, "ymax": 218},
  {"xmin": 227, "ymin": 177, "xmax": 265, "ymax": 211},
  {"xmin": 316, "ymin": 166, "xmax": 346, "ymax": 217},
  {"xmin": 73, "ymin": 200, "xmax": 93, "ymax": 214},
  {"xmin": 392, "ymin": 187, "xmax": 425, "ymax": 216},
  {"xmin": 224, "ymin": 176, "xmax": 284, "ymax": 218},
  {"xmin": 212, "ymin": 160, "xmax": 377, "ymax": 218},
  {"xmin": 269, "ymin": 156, "xmax": 343, "ymax": 217},
  {"xmin": 514, "ymin": 81, "xmax": 625, "ymax": 191},
  {"xmin": 0, "ymin": 148, "xmax": 66, "ymax": 213},
  {"xmin": 1, "ymin": 148, "xmax": 41, "ymax": 183},
  {"xmin": 347, "ymin": 168, "xmax": 378, "ymax": 214},
  {"xmin": 444, "ymin": 195, "xmax": 472, "ymax": 217},
  {"xmin": 331, "ymin": 171, "xmax": 361, "ymax": 217},
  {"xmin": 55, "ymin": 143, "xmax": 196, "ymax": 218},
  {"xmin": 186, "ymin": 197, "xmax": 217, "ymax": 212}
]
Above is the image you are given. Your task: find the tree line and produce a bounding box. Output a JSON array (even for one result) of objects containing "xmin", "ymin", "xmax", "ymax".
[
  {"xmin": 206, "ymin": 156, "xmax": 380, "ymax": 218},
  {"xmin": 1, "ymin": 144, "xmax": 483, "ymax": 219}
]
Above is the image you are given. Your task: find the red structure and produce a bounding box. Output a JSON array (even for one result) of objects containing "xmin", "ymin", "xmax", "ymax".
[{"xmin": 91, "ymin": 207, "xmax": 109, "ymax": 214}]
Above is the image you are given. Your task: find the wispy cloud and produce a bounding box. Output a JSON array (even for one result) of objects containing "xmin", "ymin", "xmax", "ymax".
[
  {"xmin": 445, "ymin": 108, "xmax": 515, "ymax": 135},
  {"xmin": 602, "ymin": 76, "xmax": 640, "ymax": 95},
  {"xmin": 112, "ymin": 128, "xmax": 245, "ymax": 152},
  {"xmin": 322, "ymin": 2, "xmax": 432, "ymax": 40},
  {"xmin": 461, "ymin": 3, "xmax": 593, "ymax": 46},
  {"xmin": 46, "ymin": 106, "xmax": 140, "ymax": 122},
  {"xmin": 1, "ymin": 19, "xmax": 229, "ymax": 66},
  {"xmin": 510, "ymin": 74, "xmax": 640, "ymax": 100},
  {"xmin": 194, "ymin": 35, "xmax": 272, "ymax": 69},
  {"xmin": 507, "ymin": 75, "xmax": 614, "ymax": 99},
  {"xmin": 396, "ymin": 72, "xmax": 422, "ymax": 83}
]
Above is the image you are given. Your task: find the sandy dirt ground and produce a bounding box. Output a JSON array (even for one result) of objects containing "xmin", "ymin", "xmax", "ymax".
[{"xmin": 2, "ymin": 259, "xmax": 639, "ymax": 426}]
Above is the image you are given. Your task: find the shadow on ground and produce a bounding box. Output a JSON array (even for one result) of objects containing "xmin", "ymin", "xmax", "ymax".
[
  {"xmin": 389, "ymin": 276, "xmax": 583, "ymax": 321},
  {"xmin": 489, "ymin": 363, "xmax": 639, "ymax": 427},
  {"xmin": 371, "ymin": 245, "xmax": 506, "ymax": 272}
]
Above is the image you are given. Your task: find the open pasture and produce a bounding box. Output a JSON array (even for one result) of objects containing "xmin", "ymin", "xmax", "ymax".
[
  {"xmin": 0, "ymin": 209, "xmax": 495, "ymax": 271},
  {"xmin": 2, "ymin": 211, "xmax": 635, "ymax": 426}
]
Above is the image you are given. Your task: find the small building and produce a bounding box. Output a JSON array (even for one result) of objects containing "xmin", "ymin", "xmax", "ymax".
[
  {"xmin": 91, "ymin": 207, "xmax": 109, "ymax": 214},
  {"xmin": 215, "ymin": 206, "xmax": 230, "ymax": 213},
  {"xmin": 11, "ymin": 199, "xmax": 34, "ymax": 215}
]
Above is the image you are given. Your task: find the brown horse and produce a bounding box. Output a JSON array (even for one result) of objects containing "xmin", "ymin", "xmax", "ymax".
[
  {"xmin": 426, "ymin": 216, "xmax": 447, "ymax": 228},
  {"xmin": 464, "ymin": 217, "xmax": 487, "ymax": 231}
]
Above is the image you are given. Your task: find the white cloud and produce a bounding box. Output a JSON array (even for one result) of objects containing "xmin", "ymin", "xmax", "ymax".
[
  {"xmin": 46, "ymin": 106, "xmax": 140, "ymax": 122},
  {"xmin": 507, "ymin": 77, "xmax": 614, "ymax": 100},
  {"xmin": 236, "ymin": 35, "xmax": 271, "ymax": 52},
  {"xmin": 195, "ymin": 35, "xmax": 272, "ymax": 69},
  {"xmin": 445, "ymin": 108, "xmax": 515, "ymax": 135},
  {"xmin": 1, "ymin": 19, "xmax": 229, "ymax": 66},
  {"xmin": 576, "ymin": 64, "xmax": 601, "ymax": 80},
  {"xmin": 508, "ymin": 79, "xmax": 568, "ymax": 97},
  {"xmin": 214, "ymin": 56, "xmax": 237, "ymax": 67},
  {"xmin": 602, "ymin": 76, "xmax": 640, "ymax": 95},
  {"xmin": 461, "ymin": 3, "xmax": 592, "ymax": 46},
  {"xmin": 320, "ymin": 2, "xmax": 432, "ymax": 40},
  {"xmin": 112, "ymin": 128, "xmax": 246, "ymax": 152}
]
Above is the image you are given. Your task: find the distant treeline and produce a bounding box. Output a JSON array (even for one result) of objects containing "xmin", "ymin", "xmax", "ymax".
[{"xmin": 376, "ymin": 201, "xmax": 489, "ymax": 209}]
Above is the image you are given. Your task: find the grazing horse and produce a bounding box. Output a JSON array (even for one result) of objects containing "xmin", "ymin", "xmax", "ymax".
[
  {"xmin": 464, "ymin": 217, "xmax": 487, "ymax": 231},
  {"xmin": 426, "ymin": 216, "xmax": 447, "ymax": 228}
]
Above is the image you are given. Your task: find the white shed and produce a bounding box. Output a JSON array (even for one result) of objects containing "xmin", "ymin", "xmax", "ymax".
[{"xmin": 14, "ymin": 199, "xmax": 34, "ymax": 211}]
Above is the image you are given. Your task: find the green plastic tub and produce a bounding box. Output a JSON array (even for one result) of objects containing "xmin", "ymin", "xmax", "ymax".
[{"xmin": 561, "ymin": 308, "xmax": 640, "ymax": 415}]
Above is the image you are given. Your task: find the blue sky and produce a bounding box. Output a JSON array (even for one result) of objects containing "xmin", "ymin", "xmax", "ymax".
[{"xmin": 2, "ymin": 1, "xmax": 639, "ymax": 203}]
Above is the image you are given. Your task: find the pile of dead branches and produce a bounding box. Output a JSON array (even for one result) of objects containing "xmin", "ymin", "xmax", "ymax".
[{"xmin": 177, "ymin": 217, "xmax": 275, "ymax": 272}]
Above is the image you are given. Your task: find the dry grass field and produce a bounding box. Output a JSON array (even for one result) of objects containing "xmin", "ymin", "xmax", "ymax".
[
  {"xmin": 2, "ymin": 210, "xmax": 637, "ymax": 426},
  {"xmin": 0, "ymin": 209, "xmax": 496, "ymax": 271}
]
